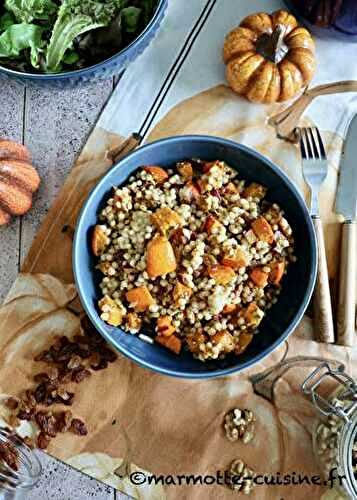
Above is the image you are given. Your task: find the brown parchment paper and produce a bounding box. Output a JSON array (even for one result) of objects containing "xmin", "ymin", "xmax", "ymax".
[{"xmin": 0, "ymin": 85, "xmax": 356, "ymax": 500}]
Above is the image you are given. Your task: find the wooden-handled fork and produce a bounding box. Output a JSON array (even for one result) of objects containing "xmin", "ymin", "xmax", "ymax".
[{"xmin": 299, "ymin": 127, "xmax": 335, "ymax": 343}]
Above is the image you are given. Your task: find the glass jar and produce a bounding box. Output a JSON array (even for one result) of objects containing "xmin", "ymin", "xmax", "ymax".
[
  {"xmin": 284, "ymin": 0, "xmax": 357, "ymax": 42},
  {"xmin": 0, "ymin": 428, "xmax": 41, "ymax": 499},
  {"xmin": 251, "ymin": 356, "xmax": 357, "ymax": 499}
]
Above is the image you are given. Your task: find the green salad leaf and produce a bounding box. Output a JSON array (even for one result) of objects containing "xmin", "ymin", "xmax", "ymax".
[
  {"xmin": 45, "ymin": 0, "xmax": 118, "ymax": 72},
  {"xmin": 121, "ymin": 6, "xmax": 141, "ymax": 34},
  {"xmin": 0, "ymin": 23, "xmax": 44, "ymax": 67},
  {"xmin": 0, "ymin": 12, "xmax": 16, "ymax": 32},
  {"xmin": 4, "ymin": 0, "xmax": 57, "ymax": 24}
]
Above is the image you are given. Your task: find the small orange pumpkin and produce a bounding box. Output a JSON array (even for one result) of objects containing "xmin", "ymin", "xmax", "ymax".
[
  {"xmin": 0, "ymin": 139, "xmax": 40, "ymax": 225},
  {"xmin": 223, "ymin": 10, "xmax": 315, "ymax": 103}
]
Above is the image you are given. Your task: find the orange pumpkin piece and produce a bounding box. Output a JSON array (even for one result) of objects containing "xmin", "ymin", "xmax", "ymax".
[
  {"xmin": 251, "ymin": 216, "xmax": 274, "ymax": 243},
  {"xmin": 212, "ymin": 331, "xmax": 235, "ymax": 352},
  {"xmin": 222, "ymin": 246, "xmax": 250, "ymax": 269},
  {"xmin": 125, "ymin": 286, "xmax": 155, "ymax": 312},
  {"xmin": 144, "ymin": 166, "xmax": 168, "ymax": 184},
  {"xmin": 203, "ymin": 215, "xmax": 222, "ymax": 235},
  {"xmin": 177, "ymin": 161, "xmax": 193, "ymax": 178},
  {"xmin": 91, "ymin": 225, "xmax": 110, "ymax": 256},
  {"xmin": 156, "ymin": 316, "xmax": 175, "ymax": 337},
  {"xmin": 235, "ymin": 333, "xmax": 254, "ymax": 355},
  {"xmin": 222, "ymin": 304, "xmax": 239, "ymax": 315},
  {"xmin": 98, "ymin": 296, "xmax": 126, "ymax": 327},
  {"xmin": 250, "ymin": 267, "xmax": 269, "ymax": 288},
  {"xmin": 181, "ymin": 180, "xmax": 201, "ymax": 202},
  {"xmin": 269, "ymin": 261, "xmax": 285, "ymax": 285},
  {"xmin": 244, "ymin": 302, "xmax": 264, "ymax": 327},
  {"xmin": 242, "ymin": 182, "xmax": 267, "ymax": 200},
  {"xmin": 155, "ymin": 334, "xmax": 182, "ymax": 355},
  {"xmin": 223, "ymin": 9, "xmax": 315, "ymax": 103},
  {"xmin": 223, "ymin": 182, "xmax": 239, "ymax": 194},
  {"xmin": 208, "ymin": 264, "xmax": 236, "ymax": 285},
  {"xmin": 151, "ymin": 207, "xmax": 182, "ymax": 235},
  {"xmin": 173, "ymin": 282, "xmax": 193, "ymax": 305},
  {"xmin": 146, "ymin": 235, "xmax": 177, "ymax": 278}
]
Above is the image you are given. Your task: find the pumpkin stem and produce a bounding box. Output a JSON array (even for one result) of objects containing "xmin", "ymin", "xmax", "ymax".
[{"xmin": 256, "ymin": 24, "xmax": 288, "ymax": 64}]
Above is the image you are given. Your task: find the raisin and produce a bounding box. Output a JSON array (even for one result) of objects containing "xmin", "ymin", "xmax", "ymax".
[
  {"xmin": 34, "ymin": 383, "xmax": 47, "ymax": 404},
  {"xmin": 37, "ymin": 432, "xmax": 50, "ymax": 450},
  {"xmin": 72, "ymin": 368, "xmax": 91, "ymax": 383},
  {"xmin": 56, "ymin": 411, "xmax": 72, "ymax": 433},
  {"xmin": 0, "ymin": 442, "xmax": 18, "ymax": 471},
  {"xmin": 33, "ymin": 372, "xmax": 49, "ymax": 383},
  {"xmin": 67, "ymin": 355, "xmax": 81, "ymax": 370},
  {"xmin": 56, "ymin": 390, "xmax": 74, "ymax": 406},
  {"xmin": 70, "ymin": 418, "xmax": 88, "ymax": 436},
  {"xmin": 4, "ymin": 397, "xmax": 18, "ymax": 410}
]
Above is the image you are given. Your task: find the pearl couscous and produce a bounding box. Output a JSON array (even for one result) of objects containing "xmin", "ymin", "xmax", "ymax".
[{"xmin": 91, "ymin": 159, "xmax": 295, "ymax": 361}]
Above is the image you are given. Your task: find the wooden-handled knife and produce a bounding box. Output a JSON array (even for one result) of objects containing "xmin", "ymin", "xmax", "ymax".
[{"xmin": 335, "ymin": 114, "xmax": 357, "ymax": 346}]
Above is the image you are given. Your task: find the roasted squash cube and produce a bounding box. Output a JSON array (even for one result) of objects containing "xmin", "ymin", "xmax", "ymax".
[
  {"xmin": 222, "ymin": 246, "xmax": 250, "ymax": 269},
  {"xmin": 156, "ymin": 316, "xmax": 175, "ymax": 337},
  {"xmin": 208, "ymin": 264, "xmax": 236, "ymax": 285},
  {"xmin": 242, "ymin": 182, "xmax": 267, "ymax": 200},
  {"xmin": 177, "ymin": 162, "xmax": 193, "ymax": 178},
  {"xmin": 212, "ymin": 331, "xmax": 235, "ymax": 352},
  {"xmin": 269, "ymin": 261, "xmax": 285, "ymax": 285},
  {"xmin": 244, "ymin": 302, "xmax": 264, "ymax": 327},
  {"xmin": 151, "ymin": 207, "xmax": 182, "ymax": 235},
  {"xmin": 98, "ymin": 296, "xmax": 126, "ymax": 327},
  {"xmin": 144, "ymin": 166, "xmax": 168, "ymax": 184},
  {"xmin": 155, "ymin": 334, "xmax": 182, "ymax": 354},
  {"xmin": 146, "ymin": 235, "xmax": 177, "ymax": 278},
  {"xmin": 251, "ymin": 216, "xmax": 274, "ymax": 244},
  {"xmin": 92, "ymin": 225, "xmax": 109, "ymax": 256},
  {"xmin": 235, "ymin": 333, "xmax": 253, "ymax": 355},
  {"xmin": 125, "ymin": 286, "xmax": 155, "ymax": 312},
  {"xmin": 250, "ymin": 267, "xmax": 269, "ymax": 288},
  {"xmin": 173, "ymin": 282, "xmax": 193, "ymax": 305}
]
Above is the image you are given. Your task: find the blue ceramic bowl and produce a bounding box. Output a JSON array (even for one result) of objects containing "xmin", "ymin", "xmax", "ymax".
[
  {"xmin": 0, "ymin": 0, "xmax": 167, "ymax": 88},
  {"xmin": 73, "ymin": 136, "xmax": 317, "ymax": 379}
]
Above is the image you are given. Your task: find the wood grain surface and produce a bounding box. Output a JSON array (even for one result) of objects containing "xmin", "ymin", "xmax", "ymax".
[
  {"xmin": 337, "ymin": 221, "xmax": 357, "ymax": 346},
  {"xmin": 312, "ymin": 216, "xmax": 335, "ymax": 343},
  {"xmin": 0, "ymin": 77, "xmax": 128, "ymax": 500}
]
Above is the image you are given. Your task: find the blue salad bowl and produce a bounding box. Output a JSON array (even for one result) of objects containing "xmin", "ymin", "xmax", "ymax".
[
  {"xmin": 73, "ymin": 135, "xmax": 317, "ymax": 379},
  {"xmin": 0, "ymin": 0, "xmax": 168, "ymax": 88}
]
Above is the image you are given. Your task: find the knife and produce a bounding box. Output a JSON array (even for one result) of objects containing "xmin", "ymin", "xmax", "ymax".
[{"xmin": 335, "ymin": 113, "xmax": 357, "ymax": 346}]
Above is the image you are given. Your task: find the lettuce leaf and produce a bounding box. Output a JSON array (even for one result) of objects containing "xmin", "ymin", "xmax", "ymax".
[
  {"xmin": 0, "ymin": 23, "xmax": 44, "ymax": 67},
  {"xmin": 0, "ymin": 12, "xmax": 16, "ymax": 32},
  {"xmin": 4, "ymin": 0, "xmax": 57, "ymax": 24},
  {"xmin": 45, "ymin": 0, "xmax": 117, "ymax": 72},
  {"xmin": 121, "ymin": 6, "xmax": 141, "ymax": 34}
]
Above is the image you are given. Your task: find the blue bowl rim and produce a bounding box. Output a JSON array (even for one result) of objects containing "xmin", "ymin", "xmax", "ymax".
[
  {"xmin": 73, "ymin": 134, "xmax": 317, "ymax": 379},
  {"xmin": 0, "ymin": 0, "xmax": 167, "ymax": 80}
]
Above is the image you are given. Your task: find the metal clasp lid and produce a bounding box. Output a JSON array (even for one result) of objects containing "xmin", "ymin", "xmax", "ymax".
[{"xmin": 302, "ymin": 362, "xmax": 357, "ymax": 424}]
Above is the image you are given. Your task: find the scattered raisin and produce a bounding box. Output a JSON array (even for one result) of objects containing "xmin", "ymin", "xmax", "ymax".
[
  {"xmin": 72, "ymin": 368, "xmax": 91, "ymax": 383},
  {"xmin": 37, "ymin": 432, "xmax": 50, "ymax": 450},
  {"xmin": 70, "ymin": 418, "xmax": 88, "ymax": 436},
  {"xmin": 4, "ymin": 397, "xmax": 18, "ymax": 410}
]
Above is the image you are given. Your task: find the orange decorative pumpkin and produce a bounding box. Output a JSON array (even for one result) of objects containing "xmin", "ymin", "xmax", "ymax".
[
  {"xmin": 0, "ymin": 139, "xmax": 40, "ymax": 225},
  {"xmin": 223, "ymin": 10, "xmax": 316, "ymax": 103}
]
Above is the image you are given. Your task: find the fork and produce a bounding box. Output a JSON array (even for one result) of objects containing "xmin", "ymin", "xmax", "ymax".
[{"xmin": 299, "ymin": 127, "xmax": 334, "ymax": 343}]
